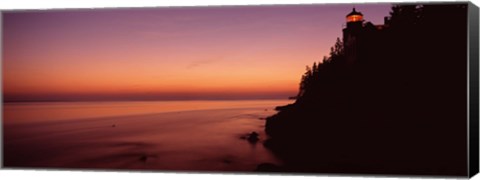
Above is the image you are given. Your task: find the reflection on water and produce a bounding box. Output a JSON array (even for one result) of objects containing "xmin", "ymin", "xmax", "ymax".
[{"xmin": 4, "ymin": 100, "xmax": 292, "ymax": 171}]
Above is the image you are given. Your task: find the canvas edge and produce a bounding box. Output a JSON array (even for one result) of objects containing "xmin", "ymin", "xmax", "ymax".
[
  {"xmin": 468, "ymin": 1, "xmax": 480, "ymax": 178},
  {"xmin": 0, "ymin": 10, "xmax": 4, "ymax": 169},
  {"xmin": 0, "ymin": 1, "xmax": 476, "ymax": 179}
]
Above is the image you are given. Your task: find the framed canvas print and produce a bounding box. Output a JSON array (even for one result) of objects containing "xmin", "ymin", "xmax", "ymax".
[{"xmin": 1, "ymin": 1, "xmax": 479, "ymax": 178}]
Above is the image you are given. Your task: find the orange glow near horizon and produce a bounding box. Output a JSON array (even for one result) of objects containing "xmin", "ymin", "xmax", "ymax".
[{"xmin": 3, "ymin": 46, "xmax": 305, "ymax": 97}]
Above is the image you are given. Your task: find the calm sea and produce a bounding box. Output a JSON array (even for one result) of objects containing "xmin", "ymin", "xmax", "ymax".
[{"xmin": 3, "ymin": 100, "xmax": 292, "ymax": 171}]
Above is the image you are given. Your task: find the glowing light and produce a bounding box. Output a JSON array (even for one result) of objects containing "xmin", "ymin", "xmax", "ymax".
[{"xmin": 347, "ymin": 15, "xmax": 363, "ymax": 22}]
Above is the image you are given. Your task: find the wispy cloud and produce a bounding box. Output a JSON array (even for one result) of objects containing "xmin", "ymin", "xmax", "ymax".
[{"xmin": 186, "ymin": 59, "xmax": 219, "ymax": 69}]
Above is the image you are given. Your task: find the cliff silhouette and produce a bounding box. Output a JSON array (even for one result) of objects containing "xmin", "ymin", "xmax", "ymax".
[{"xmin": 261, "ymin": 4, "xmax": 468, "ymax": 176}]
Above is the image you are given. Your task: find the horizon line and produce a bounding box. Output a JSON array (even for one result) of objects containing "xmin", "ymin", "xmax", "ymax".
[{"xmin": 3, "ymin": 97, "xmax": 294, "ymax": 103}]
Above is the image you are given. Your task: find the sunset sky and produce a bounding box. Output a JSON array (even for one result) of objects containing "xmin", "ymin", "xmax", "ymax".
[{"xmin": 3, "ymin": 3, "xmax": 391, "ymax": 101}]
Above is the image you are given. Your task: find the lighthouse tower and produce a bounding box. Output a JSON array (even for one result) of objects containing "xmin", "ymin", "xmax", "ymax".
[{"xmin": 343, "ymin": 8, "xmax": 364, "ymax": 64}]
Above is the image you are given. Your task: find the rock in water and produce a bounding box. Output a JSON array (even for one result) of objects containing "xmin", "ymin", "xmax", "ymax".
[
  {"xmin": 247, "ymin": 132, "xmax": 259, "ymax": 143},
  {"xmin": 140, "ymin": 155, "xmax": 148, "ymax": 162},
  {"xmin": 256, "ymin": 163, "xmax": 282, "ymax": 172}
]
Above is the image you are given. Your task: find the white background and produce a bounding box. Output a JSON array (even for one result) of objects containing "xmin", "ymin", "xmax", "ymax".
[{"xmin": 0, "ymin": 0, "xmax": 479, "ymax": 180}]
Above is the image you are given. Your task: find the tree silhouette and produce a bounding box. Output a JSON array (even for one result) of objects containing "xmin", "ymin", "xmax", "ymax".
[{"xmin": 261, "ymin": 4, "xmax": 468, "ymax": 176}]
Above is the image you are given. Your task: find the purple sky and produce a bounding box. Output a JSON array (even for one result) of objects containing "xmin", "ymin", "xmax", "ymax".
[{"xmin": 3, "ymin": 3, "xmax": 392, "ymax": 101}]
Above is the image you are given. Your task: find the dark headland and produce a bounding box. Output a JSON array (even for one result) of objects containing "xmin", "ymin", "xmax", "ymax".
[{"xmin": 258, "ymin": 4, "xmax": 469, "ymax": 176}]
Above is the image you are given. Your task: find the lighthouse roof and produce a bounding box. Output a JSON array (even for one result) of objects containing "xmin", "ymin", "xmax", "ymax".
[{"xmin": 346, "ymin": 8, "xmax": 363, "ymax": 17}]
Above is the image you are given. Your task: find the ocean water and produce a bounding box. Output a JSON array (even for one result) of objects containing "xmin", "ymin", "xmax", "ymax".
[{"xmin": 3, "ymin": 100, "xmax": 292, "ymax": 171}]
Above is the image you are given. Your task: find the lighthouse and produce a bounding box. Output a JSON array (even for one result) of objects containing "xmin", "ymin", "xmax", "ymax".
[
  {"xmin": 341, "ymin": 8, "xmax": 388, "ymax": 65},
  {"xmin": 343, "ymin": 8, "xmax": 364, "ymax": 64}
]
